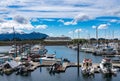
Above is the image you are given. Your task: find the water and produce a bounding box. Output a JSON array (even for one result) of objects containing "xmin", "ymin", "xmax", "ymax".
[
  {"xmin": 0, "ymin": 46, "xmax": 120, "ymax": 81},
  {"xmin": 0, "ymin": 46, "xmax": 11, "ymax": 53}
]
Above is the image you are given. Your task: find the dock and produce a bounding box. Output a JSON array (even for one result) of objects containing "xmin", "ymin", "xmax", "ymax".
[{"xmin": 28, "ymin": 61, "xmax": 120, "ymax": 72}]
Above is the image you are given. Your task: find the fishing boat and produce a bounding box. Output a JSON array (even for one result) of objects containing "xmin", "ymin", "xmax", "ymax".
[
  {"xmin": 100, "ymin": 58, "xmax": 117, "ymax": 75},
  {"xmin": 81, "ymin": 58, "xmax": 94, "ymax": 76}
]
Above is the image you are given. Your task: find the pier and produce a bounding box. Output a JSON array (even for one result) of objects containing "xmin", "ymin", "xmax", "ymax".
[{"xmin": 25, "ymin": 61, "xmax": 120, "ymax": 73}]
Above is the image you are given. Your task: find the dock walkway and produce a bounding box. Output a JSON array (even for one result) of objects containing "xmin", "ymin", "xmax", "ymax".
[{"xmin": 27, "ymin": 61, "xmax": 120, "ymax": 72}]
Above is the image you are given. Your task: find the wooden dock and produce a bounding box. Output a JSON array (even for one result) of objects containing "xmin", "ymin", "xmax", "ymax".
[{"xmin": 27, "ymin": 61, "xmax": 120, "ymax": 72}]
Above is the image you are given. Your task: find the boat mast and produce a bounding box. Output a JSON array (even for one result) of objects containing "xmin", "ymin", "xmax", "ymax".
[
  {"xmin": 77, "ymin": 30, "xmax": 80, "ymax": 76},
  {"xmin": 72, "ymin": 31, "xmax": 75, "ymax": 45},
  {"xmin": 13, "ymin": 27, "xmax": 17, "ymax": 57},
  {"xmin": 96, "ymin": 27, "xmax": 98, "ymax": 45}
]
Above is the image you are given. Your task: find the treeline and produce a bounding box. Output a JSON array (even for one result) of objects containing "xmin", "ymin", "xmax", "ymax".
[{"xmin": 0, "ymin": 38, "xmax": 119, "ymax": 46}]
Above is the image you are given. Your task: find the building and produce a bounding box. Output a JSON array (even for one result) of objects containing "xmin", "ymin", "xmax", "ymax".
[{"xmin": 44, "ymin": 36, "xmax": 72, "ymax": 42}]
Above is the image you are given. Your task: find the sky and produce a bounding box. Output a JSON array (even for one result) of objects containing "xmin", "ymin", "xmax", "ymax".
[{"xmin": 0, "ymin": 0, "xmax": 120, "ymax": 39}]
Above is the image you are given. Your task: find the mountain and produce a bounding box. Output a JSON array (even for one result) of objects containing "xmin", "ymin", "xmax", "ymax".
[{"xmin": 0, "ymin": 32, "xmax": 48, "ymax": 41}]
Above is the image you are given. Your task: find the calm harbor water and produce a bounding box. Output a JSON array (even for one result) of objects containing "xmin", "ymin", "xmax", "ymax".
[{"xmin": 0, "ymin": 46, "xmax": 120, "ymax": 81}]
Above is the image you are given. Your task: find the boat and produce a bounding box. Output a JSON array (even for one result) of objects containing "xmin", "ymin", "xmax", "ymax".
[
  {"xmin": 94, "ymin": 46, "xmax": 116, "ymax": 56},
  {"xmin": 40, "ymin": 54, "xmax": 61, "ymax": 63},
  {"xmin": 100, "ymin": 58, "xmax": 117, "ymax": 75},
  {"xmin": 16, "ymin": 65, "xmax": 29, "ymax": 76},
  {"xmin": 81, "ymin": 58, "xmax": 94, "ymax": 76},
  {"xmin": 31, "ymin": 44, "xmax": 47, "ymax": 55},
  {"xmin": 8, "ymin": 45, "xmax": 19, "ymax": 55}
]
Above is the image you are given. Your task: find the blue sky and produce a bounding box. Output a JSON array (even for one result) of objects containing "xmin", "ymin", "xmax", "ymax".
[{"xmin": 0, "ymin": 0, "xmax": 120, "ymax": 39}]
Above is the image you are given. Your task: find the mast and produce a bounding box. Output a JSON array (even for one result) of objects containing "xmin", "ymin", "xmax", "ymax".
[
  {"xmin": 13, "ymin": 27, "xmax": 17, "ymax": 57},
  {"xmin": 96, "ymin": 27, "xmax": 98, "ymax": 45}
]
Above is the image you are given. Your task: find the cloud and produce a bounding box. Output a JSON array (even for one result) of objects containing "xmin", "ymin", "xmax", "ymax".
[
  {"xmin": 35, "ymin": 25, "xmax": 48, "ymax": 29},
  {"xmin": 98, "ymin": 24, "xmax": 108, "ymax": 29},
  {"xmin": 58, "ymin": 19, "xmax": 64, "ymax": 23},
  {"xmin": 0, "ymin": 18, "xmax": 34, "ymax": 33},
  {"xmin": 0, "ymin": 19, "xmax": 5, "ymax": 23},
  {"xmin": 0, "ymin": 0, "xmax": 120, "ymax": 19},
  {"xmin": 75, "ymin": 28, "xmax": 82, "ymax": 33},
  {"xmin": 64, "ymin": 21, "xmax": 77, "ymax": 25},
  {"xmin": 109, "ymin": 19, "xmax": 120, "ymax": 23},
  {"xmin": 14, "ymin": 15, "xmax": 28, "ymax": 24},
  {"xmin": 73, "ymin": 13, "xmax": 91, "ymax": 22},
  {"xmin": 68, "ymin": 31, "xmax": 73, "ymax": 34},
  {"xmin": 110, "ymin": 19, "xmax": 118, "ymax": 23},
  {"xmin": 40, "ymin": 19, "xmax": 55, "ymax": 21},
  {"xmin": 58, "ymin": 13, "xmax": 91, "ymax": 25},
  {"xmin": 92, "ymin": 25, "xmax": 96, "ymax": 29}
]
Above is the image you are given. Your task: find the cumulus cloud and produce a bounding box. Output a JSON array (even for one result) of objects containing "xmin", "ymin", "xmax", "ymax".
[
  {"xmin": 0, "ymin": 18, "xmax": 34, "ymax": 33},
  {"xmin": 35, "ymin": 25, "xmax": 48, "ymax": 29},
  {"xmin": 58, "ymin": 13, "xmax": 91, "ymax": 25},
  {"xmin": 98, "ymin": 24, "xmax": 108, "ymax": 29},
  {"xmin": 73, "ymin": 14, "xmax": 91, "ymax": 22}
]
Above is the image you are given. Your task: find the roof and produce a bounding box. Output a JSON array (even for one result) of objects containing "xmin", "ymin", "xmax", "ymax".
[{"xmin": 5, "ymin": 60, "xmax": 20, "ymax": 68}]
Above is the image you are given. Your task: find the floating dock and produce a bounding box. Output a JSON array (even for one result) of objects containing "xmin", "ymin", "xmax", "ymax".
[{"xmin": 27, "ymin": 61, "xmax": 120, "ymax": 72}]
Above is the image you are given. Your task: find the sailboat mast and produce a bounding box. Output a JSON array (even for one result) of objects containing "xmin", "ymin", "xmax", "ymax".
[
  {"xmin": 96, "ymin": 27, "xmax": 98, "ymax": 45},
  {"xmin": 13, "ymin": 27, "xmax": 17, "ymax": 57}
]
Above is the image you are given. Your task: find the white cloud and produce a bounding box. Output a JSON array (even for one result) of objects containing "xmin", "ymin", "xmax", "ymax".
[
  {"xmin": 0, "ymin": 0, "xmax": 120, "ymax": 19},
  {"xmin": 35, "ymin": 25, "xmax": 47, "ymax": 29},
  {"xmin": 75, "ymin": 28, "xmax": 82, "ymax": 33},
  {"xmin": 73, "ymin": 14, "xmax": 91, "ymax": 22},
  {"xmin": 98, "ymin": 24, "xmax": 108, "ymax": 29},
  {"xmin": 68, "ymin": 31, "xmax": 73, "ymax": 34},
  {"xmin": 92, "ymin": 25, "xmax": 96, "ymax": 29},
  {"xmin": 40, "ymin": 19, "xmax": 55, "ymax": 21},
  {"xmin": 64, "ymin": 21, "xmax": 77, "ymax": 25},
  {"xmin": 58, "ymin": 13, "xmax": 91, "ymax": 25},
  {"xmin": 109, "ymin": 19, "xmax": 120, "ymax": 23},
  {"xmin": 58, "ymin": 19, "xmax": 64, "ymax": 23},
  {"xmin": 0, "ymin": 19, "xmax": 34, "ymax": 33},
  {"xmin": 31, "ymin": 18, "xmax": 39, "ymax": 22},
  {"xmin": 110, "ymin": 19, "xmax": 118, "ymax": 23}
]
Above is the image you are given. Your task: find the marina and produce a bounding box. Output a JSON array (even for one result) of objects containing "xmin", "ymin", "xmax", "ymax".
[
  {"xmin": 0, "ymin": 0, "xmax": 120, "ymax": 81},
  {"xmin": 0, "ymin": 45, "xmax": 120, "ymax": 81}
]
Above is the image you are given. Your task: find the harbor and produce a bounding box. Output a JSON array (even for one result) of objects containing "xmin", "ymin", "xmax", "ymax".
[{"xmin": 1, "ymin": 45, "xmax": 120, "ymax": 81}]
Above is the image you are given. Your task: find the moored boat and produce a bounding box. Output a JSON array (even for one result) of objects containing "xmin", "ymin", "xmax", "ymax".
[
  {"xmin": 81, "ymin": 58, "xmax": 95, "ymax": 76},
  {"xmin": 100, "ymin": 58, "xmax": 117, "ymax": 75}
]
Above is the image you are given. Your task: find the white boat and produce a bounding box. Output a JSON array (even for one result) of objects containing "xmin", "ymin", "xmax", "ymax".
[
  {"xmin": 94, "ymin": 46, "xmax": 116, "ymax": 55},
  {"xmin": 40, "ymin": 54, "xmax": 61, "ymax": 62},
  {"xmin": 9, "ymin": 45, "xmax": 19, "ymax": 55},
  {"xmin": 81, "ymin": 58, "xmax": 94, "ymax": 75},
  {"xmin": 100, "ymin": 58, "xmax": 117, "ymax": 75},
  {"xmin": 31, "ymin": 44, "xmax": 47, "ymax": 54}
]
